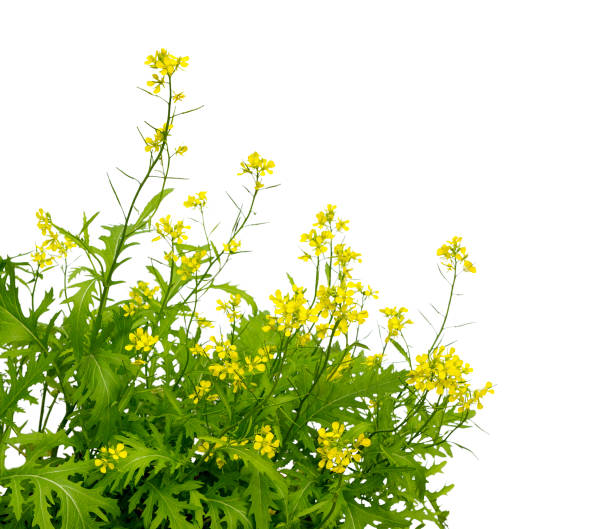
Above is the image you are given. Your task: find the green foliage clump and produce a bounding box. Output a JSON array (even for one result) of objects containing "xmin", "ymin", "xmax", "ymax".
[{"xmin": 0, "ymin": 49, "xmax": 493, "ymax": 529}]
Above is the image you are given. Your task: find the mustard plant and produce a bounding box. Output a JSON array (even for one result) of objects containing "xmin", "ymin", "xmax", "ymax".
[{"xmin": 0, "ymin": 49, "xmax": 493, "ymax": 529}]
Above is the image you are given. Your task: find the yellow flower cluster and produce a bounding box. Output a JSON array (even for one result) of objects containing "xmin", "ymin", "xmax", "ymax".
[
  {"xmin": 316, "ymin": 422, "xmax": 371, "ymax": 474},
  {"xmin": 253, "ymin": 425, "xmax": 280, "ymax": 459},
  {"xmin": 31, "ymin": 209, "xmax": 76, "ymax": 269},
  {"xmin": 314, "ymin": 283, "xmax": 369, "ymax": 337},
  {"xmin": 184, "ymin": 191, "xmax": 207, "ymax": 209},
  {"xmin": 223, "ymin": 239, "xmax": 241, "ymax": 254},
  {"xmin": 207, "ymin": 339, "xmax": 246, "ymax": 393},
  {"xmin": 144, "ymin": 123, "xmax": 173, "ymax": 153},
  {"xmin": 206, "ymin": 338, "xmax": 270, "ymax": 392},
  {"xmin": 153, "ymin": 214, "xmax": 190, "ymax": 245},
  {"xmin": 437, "ymin": 236, "xmax": 476, "ymax": 273},
  {"xmin": 298, "ymin": 206, "xmax": 360, "ymax": 282},
  {"xmin": 177, "ymin": 250, "xmax": 207, "ymax": 281},
  {"xmin": 145, "ymin": 48, "xmax": 189, "ymax": 83},
  {"xmin": 197, "ymin": 436, "xmax": 248, "ymax": 469},
  {"xmin": 380, "ymin": 307, "xmax": 413, "ymax": 343},
  {"xmin": 216, "ymin": 294, "xmax": 243, "ymax": 324},
  {"xmin": 236, "ymin": 152, "xmax": 275, "ymax": 191},
  {"xmin": 94, "ymin": 443, "xmax": 127, "ymax": 474},
  {"xmin": 237, "ymin": 151, "xmax": 275, "ymax": 176},
  {"xmin": 122, "ymin": 280, "xmax": 159, "ymax": 316},
  {"xmin": 125, "ymin": 327, "xmax": 159, "ymax": 352},
  {"xmin": 188, "ymin": 380, "xmax": 219, "ymax": 404},
  {"xmin": 300, "ymin": 228, "xmax": 333, "ymax": 258},
  {"xmin": 406, "ymin": 345, "xmax": 494, "ymax": 412},
  {"xmin": 189, "ymin": 343, "xmax": 206, "ymax": 357},
  {"xmin": 263, "ymin": 285, "xmax": 317, "ymax": 337}
]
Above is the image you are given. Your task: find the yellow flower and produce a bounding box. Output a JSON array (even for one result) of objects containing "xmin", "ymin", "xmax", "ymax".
[
  {"xmin": 173, "ymin": 91, "xmax": 185, "ymax": 102},
  {"xmin": 336, "ymin": 219, "xmax": 350, "ymax": 232},
  {"xmin": 253, "ymin": 427, "xmax": 280, "ymax": 459},
  {"xmin": 237, "ymin": 152, "xmax": 275, "ymax": 176},
  {"xmin": 125, "ymin": 327, "xmax": 159, "ymax": 352},
  {"xmin": 223, "ymin": 239, "xmax": 241, "ymax": 254},
  {"xmin": 437, "ymin": 236, "xmax": 476, "ymax": 273},
  {"xmin": 144, "ymin": 49, "xmax": 189, "ymax": 77},
  {"xmin": 184, "ymin": 191, "xmax": 207, "ymax": 208},
  {"xmin": 316, "ymin": 423, "xmax": 368, "ymax": 474},
  {"xmin": 189, "ymin": 343, "xmax": 206, "ymax": 357},
  {"xmin": 188, "ymin": 380, "xmax": 215, "ymax": 404},
  {"xmin": 152, "ymin": 214, "xmax": 190, "ymax": 244},
  {"xmin": 380, "ymin": 306, "xmax": 413, "ymax": 343},
  {"xmin": 122, "ymin": 302, "xmax": 137, "ymax": 317},
  {"xmin": 146, "ymin": 73, "xmax": 165, "ymax": 94},
  {"xmin": 176, "ymin": 145, "xmax": 188, "ymax": 156},
  {"xmin": 94, "ymin": 443, "xmax": 127, "ymax": 473}
]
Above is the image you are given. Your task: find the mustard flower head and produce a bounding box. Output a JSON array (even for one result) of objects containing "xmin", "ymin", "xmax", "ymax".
[
  {"xmin": 253, "ymin": 425, "xmax": 280, "ymax": 459},
  {"xmin": 237, "ymin": 151, "xmax": 275, "ymax": 177},
  {"xmin": 125, "ymin": 327, "xmax": 159, "ymax": 352},
  {"xmin": 188, "ymin": 380, "xmax": 219, "ymax": 404},
  {"xmin": 406, "ymin": 345, "xmax": 494, "ymax": 412},
  {"xmin": 31, "ymin": 209, "xmax": 76, "ymax": 268},
  {"xmin": 216, "ymin": 294, "xmax": 243, "ymax": 324},
  {"xmin": 316, "ymin": 422, "xmax": 371, "ymax": 474},
  {"xmin": 144, "ymin": 49, "xmax": 189, "ymax": 77},
  {"xmin": 144, "ymin": 123, "xmax": 173, "ymax": 153},
  {"xmin": 437, "ymin": 236, "xmax": 477, "ymax": 273},
  {"xmin": 177, "ymin": 250, "xmax": 207, "ymax": 281},
  {"xmin": 123, "ymin": 281, "xmax": 159, "ymax": 317},
  {"xmin": 223, "ymin": 239, "xmax": 241, "ymax": 254},
  {"xmin": 94, "ymin": 443, "xmax": 128, "ymax": 474},
  {"xmin": 380, "ymin": 306, "xmax": 413, "ymax": 343},
  {"xmin": 184, "ymin": 191, "xmax": 207, "ymax": 209},
  {"xmin": 152, "ymin": 214, "xmax": 190, "ymax": 244},
  {"xmin": 263, "ymin": 285, "xmax": 317, "ymax": 337}
]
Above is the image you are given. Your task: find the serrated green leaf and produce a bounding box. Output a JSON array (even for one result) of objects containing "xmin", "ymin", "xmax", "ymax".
[
  {"xmin": 4, "ymin": 460, "xmax": 119, "ymax": 529},
  {"xmin": 63, "ymin": 279, "xmax": 97, "ymax": 359}
]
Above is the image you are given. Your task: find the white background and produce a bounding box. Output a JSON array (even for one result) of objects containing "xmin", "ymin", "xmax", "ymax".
[{"xmin": 2, "ymin": 1, "xmax": 612, "ymax": 528}]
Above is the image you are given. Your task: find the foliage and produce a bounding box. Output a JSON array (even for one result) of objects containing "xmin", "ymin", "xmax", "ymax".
[{"xmin": 0, "ymin": 49, "xmax": 493, "ymax": 529}]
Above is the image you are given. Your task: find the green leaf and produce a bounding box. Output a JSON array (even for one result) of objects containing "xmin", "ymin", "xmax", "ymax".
[
  {"xmin": 380, "ymin": 445, "xmax": 427, "ymax": 500},
  {"xmin": 74, "ymin": 351, "xmax": 124, "ymax": 431},
  {"xmin": 0, "ymin": 262, "xmax": 45, "ymax": 350},
  {"xmin": 244, "ymin": 469, "xmax": 273, "ymax": 529},
  {"xmin": 211, "ymin": 283, "xmax": 258, "ymax": 315},
  {"xmin": 341, "ymin": 491, "xmax": 413, "ymax": 528},
  {"xmin": 138, "ymin": 482, "xmax": 198, "ymax": 529},
  {"xmin": 223, "ymin": 445, "xmax": 287, "ymax": 497},
  {"xmin": 196, "ymin": 491, "xmax": 253, "ymax": 529},
  {"xmin": 3, "ymin": 460, "xmax": 119, "ymax": 529},
  {"xmin": 63, "ymin": 279, "xmax": 97, "ymax": 359},
  {"xmin": 109, "ymin": 434, "xmax": 180, "ymax": 490},
  {"xmin": 134, "ymin": 187, "xmax": 174, "ymax": 230}
]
